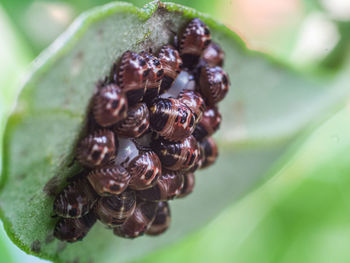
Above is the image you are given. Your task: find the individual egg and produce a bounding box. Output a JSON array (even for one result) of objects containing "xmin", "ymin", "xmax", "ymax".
[
  {"xmin": 94, "ymin": 190, "xmax": 136, "ymax": 227},
  {"xmin": 53, "ymin": 177, "xmax": 97, "ymax": 218},
  {"xmin": 113, "ymin": 103, "xmax": 149, "ymax": 138},
  {"xmin": 146, "ymin": 201, "xmax": 171, "ymax": 236},
  {"xmin": 199, "ymin": 65, "xmax": 230, "ymax": 106},
  {"xmin": 76, "ymin": 130, "xmax": 116, "ymax": 168},
  {"xmin": 54, "ymin": 212, "xmax": 96, "ymax": 242},
  {"xmin": 113, "ymin": 201, "xmax": 158, "ymax": 238},
  {"xmin": 92, "ymin": 83, "xmax": 128, "ymax": 127}
]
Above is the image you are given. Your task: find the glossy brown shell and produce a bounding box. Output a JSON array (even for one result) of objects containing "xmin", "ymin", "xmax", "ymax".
[
  {"xmin": 193, "ymin": 107, "xmax": 221, "ymax": 141},
  {"xmin": 158, "ymin": 45, "xmax": 182, "ymax": 79},
  {"xmin": 128, "ymin": 151, "xmax": 162, "ymax": 190},
  {"xmin": 76, "ymin": 129, "xmax": 116, "ymax": 168},
  {"xmin": 149, "ymin": 98, "xmax": 196, "ymax": 142},
  {"xmin": 94, "ymin": 190, "xmax": 136, "ymax": 227},
  {"xmin": 177, "ymin": 173, "xmax": 195, "ymax": 198},
  {"xmin": 140, "ymin": 52, "xmax": 164, "ymax": 103},
  {"xmin": 92, "ymin": 83, "xmax": 128, "ymax": 127},
  {"xmin": 87, "ymin": 165, "xmax": 131, "ymax": 196},
  {"xmin": 202, "ymin": 42, "xmax": 224, "ymax": 67},
  {"xmin": 113, "ymin": 103, "xmax": 150, "ymax": 138},
  {"xmin": 158, "ymin": 45, "xmax": 183, "ymax": 93},
  {"xmin": 53, "ymin": 177, "xmax": 97, "ymax": 218},
  {"xmin": 186, "ymin": 148, "xmax": 203, "ymax": 173},
  {"xmin": 138, "ymin": 170, "xmax": 184, "ymax": 202},
  {"xmin": 146, "ymin": 201, "xmax": 171, "ymax": 236},
  {"xmin": 200, "ymin": 136, "xmax": 218, "ymax": 168},
  {"xmin": 153, "ymin": 135, "xmax": 201, "ymax": 171},
  {"xmin": 113, "ymin": 201, "xmax": 158, "ymax": 238},
  {"xmin": 54, "ymin": 212, "xmax": 96, "ymax": 242},
  {"xmin": 117, "ymin": 51, "xmax": 148, "ymax": 105},
  {"xmin": 178, "ymin": 89, "xmax": 206, "ymax": 123},
  {"xmin": 179, "ymin": 18, "xmax": 211, "ymax": 68},
  {"xmin": 199, "ymin": 65, "xmax": 230, "ymax": 106}
]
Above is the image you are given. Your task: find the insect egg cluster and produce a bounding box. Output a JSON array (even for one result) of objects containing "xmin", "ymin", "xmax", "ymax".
[{"xmin": 53, "ymin": 17, "xmax": 230, "ymax": 242}]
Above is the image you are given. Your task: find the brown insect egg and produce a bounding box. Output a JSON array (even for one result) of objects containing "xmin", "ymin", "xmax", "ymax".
[
  {"xmin": 186, "ymin": 137, "xmax": 204, "ymax": 173},
  {"xmin": 158, "ymin": 45, "xmax": 183, "ymax": 93},
  {"xmin": 113, "ymin": 201, "xmax": 158, "ymax": 238},
  {"xmin": 113, "ymin": 103, "xmax": 150, "ymax": 138},
  {"xmin": 186, "ymin": 150, "xmax": 203, "ymax": 173},
  {"xmin": 94, "ymin": 190, "xmax": 136, "ymax": 227},
  {"xmin": 200, "ymin": 136, "xmax": 218, "ymax": 169},
  {"xmin": 192, "ymin": 107, "xmax": 221, "ymax": 141},
  {"xmin": 76, "ymin": 129, "xmax": 117, "ymax": 168},
  {"xmin": 54, "ymin": 212, "xmax": 96, "ymax": 242},
  {"xmin": 153, "ymin": 135, "xmax": 201, "ymax": 171},
  {"xmin": 149, "ymin": 98, "xmax": 196, "ymax": 142},
  {"xmin": 138, "ymin": 170, "xmax": 184, "ymax": 202},
  {"xmin": 116, "ymin": 51, "xmax": 148, "ymax": 105},
  {"xmin": 140, "ymin": 52, "xmax": 164, "ymax": 103},
  {"xmin": 178, "ymin": 89, "xmax": 206, "ymax": 123},
  {"xmin": 179, "ymin": 18, "xmax": 211, "ymax": 68},
  {"xmin": 177, "ymin": 173, "xmax": 196, "ymax": 198},
  {"xmin": 53, "ymin": 177, "xmax": 97, "ymax": 218},
  {"xmin": 128, "ymin": 151, "xmax": 162, "ymax": 190},
  {"xmin": 199, "ymin": 65, "xmax": 230, "ymax": 106},
  {"xmin": 146, "ymin": 201, "xmax": 171, "ymax": 236},
  {"xmin": 87, "ymin": 165, "xmax": 131, "ymax": 196},
  {"xmin": 92, "ymin": 83, "xmax": 128, "ymax": 127},
  {"xmin": 202, "ymin": 42, "xmax": 224, "ymax": 67}
]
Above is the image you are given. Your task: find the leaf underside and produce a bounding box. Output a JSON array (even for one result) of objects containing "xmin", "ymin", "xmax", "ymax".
[{"xmin": 1, "ymin": 1, "xmax": 350, "ymax": 263}]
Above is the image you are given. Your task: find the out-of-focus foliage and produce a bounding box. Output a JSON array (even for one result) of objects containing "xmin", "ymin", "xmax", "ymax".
[
  {"xmin": 0, "ymin": 6, "xmax": 31, "ymax": 171},
  {"xmin": 321, "ymin": 21, "xmax": 350, "ymax": 70},
  {"xmin": 301, "ymin": 0, "xmax": 350, "ymax": 70},
  {"xmin": 0, "ymin": 9, "xmax": 30, "ymax": 112}
]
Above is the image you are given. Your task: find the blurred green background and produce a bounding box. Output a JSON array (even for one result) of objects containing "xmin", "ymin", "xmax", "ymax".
[{"xmin": 1, "ymin": 0, "xmax": 350, "ymax": 262}]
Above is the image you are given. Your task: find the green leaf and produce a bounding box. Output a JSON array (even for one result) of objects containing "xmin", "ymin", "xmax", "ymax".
[
  {"xmin": 0, "ymin": 11, "xmax": 31, "ymax": 173},
  {"xmin": 0, "ymin": 224, "xmax": 15, "ymax": 263},
  {"xmin": 321, "ymin": 21, "xmax": 350, "ymax": 70},
  {"xmin": 1, "ymin": 1, "xmax": 350, "ymax": 262}
]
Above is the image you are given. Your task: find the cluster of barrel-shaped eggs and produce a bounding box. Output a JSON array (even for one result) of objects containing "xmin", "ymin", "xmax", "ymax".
[{"xmin": 53, "ymin": 18, "xmax": 230, "ymax": 242}]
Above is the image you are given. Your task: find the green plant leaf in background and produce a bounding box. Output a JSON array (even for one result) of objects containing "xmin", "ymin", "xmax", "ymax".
[
  {"xmin": 300, "ymin": 0, "xmax": 350, "ymax": 70},
  {"xmin": 322, "ymin": 21, "xmax": 350, "ymax": 70},
  {"xmin": 0, "ymin": 1, "xmax": 350, "ymax": 263},
  {"xmin": 0, "ymin": 5, "xmax": 32, "ymax": 169}
]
